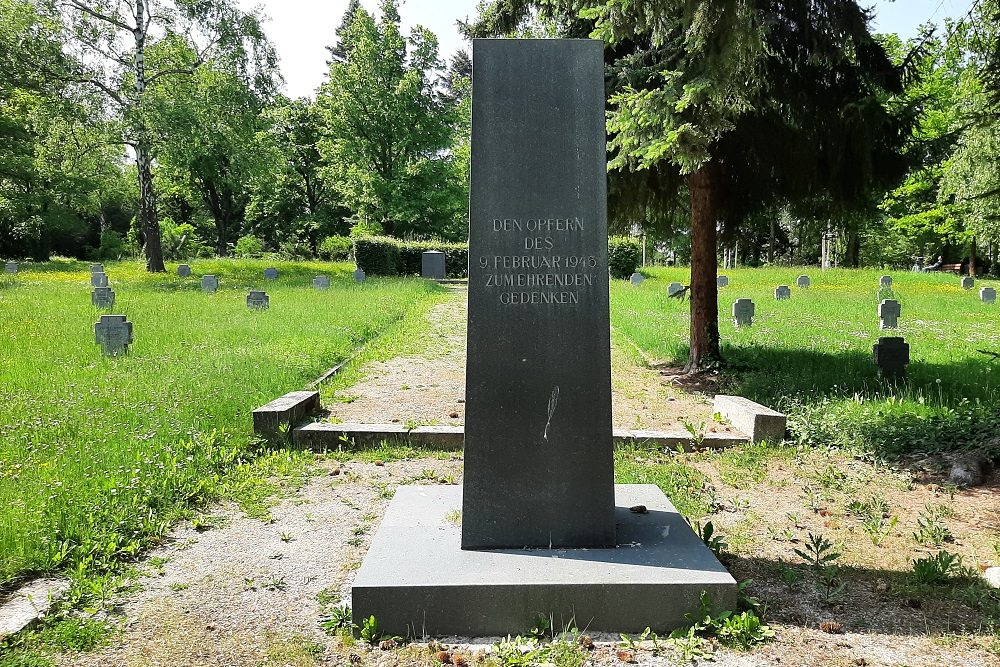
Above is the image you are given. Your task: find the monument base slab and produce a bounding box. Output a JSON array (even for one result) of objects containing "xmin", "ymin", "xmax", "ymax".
[{"xmin": 352, "ymin": 484, "xmax": 736, "ymax": 638}]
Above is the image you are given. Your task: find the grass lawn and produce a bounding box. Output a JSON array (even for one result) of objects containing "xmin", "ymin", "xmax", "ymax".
[
  {"xmin": 612, "ymin": 267, "xmax": 1000, "ymax": 457},
  {"xmin": 0, "ymin": 258, "xmax": 442, "ymax": 588}
]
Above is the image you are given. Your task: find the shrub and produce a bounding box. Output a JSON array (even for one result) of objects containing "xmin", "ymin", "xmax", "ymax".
[
  {"xmin": 97, "ymin": 230, "xmax": 126, "ymax": 260},
  {"xmin": 160, "ymin": 219, "xmax": 212, "ymax": 259},
  {"xmin": 278, "ymin": 240, "xmax": 313, "ymax": 260},
  {"xmin": 353, "ymin": 236, "xmax": 468, "ymax": 278},
  {"xmin": 318, "ymin": 235, "xmax": 353, "ymax": 261},
  {"xmin": 235, "ymin": 234, "xmax": 264, "ymax": 258},
  {"xmin": 353, "ymin": 236, "xmax": 399, "ymax": 275},
  {"xmin": 608, "ymin": 236, "xmax": 642, "ymax": 279}
]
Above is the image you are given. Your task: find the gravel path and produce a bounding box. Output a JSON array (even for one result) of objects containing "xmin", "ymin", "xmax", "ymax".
[{"xmin": 326, "ymin": 288, "xmax": 729, "ymax": 435}]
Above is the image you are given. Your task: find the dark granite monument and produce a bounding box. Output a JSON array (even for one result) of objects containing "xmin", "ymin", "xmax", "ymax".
[
  {"xmin": 351, "ymin": 39, "xmax": 735, "ymax": 638},
  {"xmin": 463, "ymin": 38, "xmax": 615, "ymax": 550}
]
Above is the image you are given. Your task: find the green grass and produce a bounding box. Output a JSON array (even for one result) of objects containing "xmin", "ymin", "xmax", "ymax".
[
  {"xmin": 614, "ymin": 444, "xmax": 714, "ymax": 519},
  {"xmin": 613, "ymin": 267, "xmax": 1000, "ymax": 457},
  {"xmin": 0, "ymin": 258, "xmax": 442, "ymax": 587}
]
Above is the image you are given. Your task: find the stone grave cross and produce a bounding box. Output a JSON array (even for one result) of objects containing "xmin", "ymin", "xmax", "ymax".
[
  {"xmin": 247, "ymin": 290, "xmax": 269, "ymax": 309},
  {"xmin": 733, "ymin": 298, "xmax": 755, "ymax": 327},
  {"xmin": 873, "ymin": 337, "xmax": 909, "ymax": 378},
  {"xmin": 774, "ymin": 285, "xmax": 791, "ymax": 300},
  {"xmin": 92, "ymin": 287, "xmax": 115, "ymax": 309},
  {"xmin": 879, "ymin": 299, "xmax": 901, "ymax": 329},
  {"xmin": 981, "ymin": 287, "xmax": 997, "ymax": 304},
  {"xmin": 94, "ymin": 315, "xmax": 133, "ymax": 356}
]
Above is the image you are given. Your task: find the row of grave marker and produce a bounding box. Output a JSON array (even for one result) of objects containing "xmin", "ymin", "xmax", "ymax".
[
  {"xmin": 630, "ymin": 271, "xmax": 997, "ymax": 304},
  {"xmin": 732, "ymin": 297, "xmax": 916, "ymax": 330},
  {"xmin": 90, "ymin": 263, "xmax": 374, "ymax": 353}
]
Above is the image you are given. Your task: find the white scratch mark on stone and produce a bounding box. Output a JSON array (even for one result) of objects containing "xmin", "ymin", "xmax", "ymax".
[
  {"xmin": 661, "ymin": 526, "xmax": 671, "ymax": 538},
  {"xmin": 543, "ymin": 386, "xmax": 560, "ymax": 442}
]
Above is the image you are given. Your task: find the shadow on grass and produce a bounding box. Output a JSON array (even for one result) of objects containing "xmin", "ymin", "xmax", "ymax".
[{"xmin": 725, "ymin": 552, "xmax": 999, "ymax": 638}]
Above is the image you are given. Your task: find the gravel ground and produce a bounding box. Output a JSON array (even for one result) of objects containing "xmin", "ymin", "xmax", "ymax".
[
  {"xmin": 57, "ymin": 451, "xmax": 999, "ymax": 667},
  {"xmin": 326, "ymin": 289, "xmax": 733, "ymax": 436}
]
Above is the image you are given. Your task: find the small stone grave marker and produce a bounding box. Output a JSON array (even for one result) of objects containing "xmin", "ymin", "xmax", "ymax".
[
  {"xmin": 733, "ymin": 298, "xmax": 755, "ymax": 327},
  {"xmin": 91, "ymin": 287, "xmax": 115, "ymax": 309},
  {"xmin": 263, "ymin": 267, "xmax": 278, "ymax": 281},
  {"xmin": 4, "ymin": 262, "xmax": 17, "ymax": 274},
  {"xmin": 774, "ymin": 285, "xmax": 791, "ymax": 300},
  {"xmin": 94, "ymin": 314, "xmax": 133, "ymax": 356},
  {"xmin": 247, "ymin": 290, "xmax": 269, "ymax": 309},
  {"xmin": 880, "ymin": 275, "xmax": 892, "ymax": 289},
  {"xmin": 90, "ymin": 263, "xmax": 104, "ymax": 273},
  {"xmin": 961, "ymin": 276, "xmax": 975, "ymax": 290},
  {"xmin": 630, "ymin": 272, "xmax": 644, "ymax": 286},
  {"xmin": 177, "ymin": 264, "xmax": 191, "ymax": 277},
  {"xmin": 873, "ymin": 336, "xmax": 909, "ymax": 378},
  {"xmin": 201, "ymin": 275, "xmax": 219, "ymax": 293},
  {"xmin": 353, "ymin": 268, "xmax": 366, "ymax": 283},
  {"xmin": 667, "ymin": 281, "xmax": 684, "ymax": 296},
  {"xmin": 879, "ymin": 299, "xmax": 901, "ymax": 329},
  {"xmin": 981, "ymin": 286, "xmax": 996, "ymax": 304},
  {"xmin": 91, "ymin": 272, "xmax": 108, "ymax": 288},
  {"xmin": 313, "ymin": 275, "xmax": 330, "ymax": 290},
  {"xmin": 797, "ymin": 275, "xmax": 810, "ymax": 288},
  {"xmin": 717, "ymin": 275, "xmax": 729, "ymax": 288},
  {"xmin": 421, "ymin": 251, "xmax": 446, "ymax": 279}
]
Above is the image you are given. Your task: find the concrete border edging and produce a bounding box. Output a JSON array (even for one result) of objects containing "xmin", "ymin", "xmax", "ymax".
[{"xmin": 292, "ymin": 422, "xmax": 748, "ymax": 452}]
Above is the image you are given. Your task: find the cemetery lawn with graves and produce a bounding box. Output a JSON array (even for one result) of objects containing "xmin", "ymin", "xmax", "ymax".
[
  {"xmin": 2, "ymin": 264, "xmax": 1000, "ymax": 667},
  {"xmin": 0, "ymin": 259, "xmax": 444, "ymax": 595}
]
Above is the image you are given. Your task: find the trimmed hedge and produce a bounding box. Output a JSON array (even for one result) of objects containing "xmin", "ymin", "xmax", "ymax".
[
  {"xmin": 353, "ymin": 236, "xmax": 468, "ymax": 278},
  {"xmin": 608, "ymin": 236, "xmax": 642, "ymax": 279}
]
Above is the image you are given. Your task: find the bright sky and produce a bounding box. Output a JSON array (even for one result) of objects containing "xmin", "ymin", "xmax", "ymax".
[{"xmin": 241, "ymin": 0, "xmax": 976, "ymax": 100}]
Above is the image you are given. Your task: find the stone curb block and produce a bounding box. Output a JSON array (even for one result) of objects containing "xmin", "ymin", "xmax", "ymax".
[
  {"xmin": 252, "ymin": 391, "xmax": 320, "ymax": 444},
  {"xmin": 713, "ymin": 394, "xmax": 787, "ymax": 443}
]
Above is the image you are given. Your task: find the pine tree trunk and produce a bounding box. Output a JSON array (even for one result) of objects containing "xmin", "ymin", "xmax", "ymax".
[
  {"xmin": 970, "ymin": 237, "xmax": 977, "ymax": 277},
  {"xmin": 684, "ymin": 165, "xmax": 722, "ymax": 372}
]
